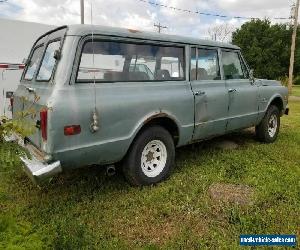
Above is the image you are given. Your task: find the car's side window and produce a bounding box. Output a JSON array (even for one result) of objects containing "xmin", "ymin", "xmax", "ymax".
[
  {"xmin": 190, "ymin": 47, "xmax": 220, "ymax": 81},
  {"xmin": 76, "ymin": 40, "xmax": 185, "ymax": 82},
  {"xmin": 222, "ymin": 50, "xmax": 248, "ymax": 80},
  {"xmin": 161, "ymin": 56, "xmax": 184, "ymax": 78},
  {"xmin": 129, "ymin": 56, "xmax": 155, "ymax": 80}
]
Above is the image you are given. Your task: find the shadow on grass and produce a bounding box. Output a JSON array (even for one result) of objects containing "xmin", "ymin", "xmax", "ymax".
[
  {"xmin": 39, "ymin": 128, "xmax": 257, "ymax": 192},
  {"xmin": 0, "ymin": 127, "xmax": 259, "ymax": 206}
]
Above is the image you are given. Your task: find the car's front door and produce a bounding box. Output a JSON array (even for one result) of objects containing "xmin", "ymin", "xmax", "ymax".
[
  {"xmin": 190, "ymin": 47, "xmax": 228, "ymax": 140},
  {"xmin": 221, "ymin": 50, "xmax": 259, "ymax": 131}
]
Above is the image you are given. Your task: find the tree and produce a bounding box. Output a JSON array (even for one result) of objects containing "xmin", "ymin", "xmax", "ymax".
[
  {"xmin": 208, "ymin": 23, "xmax": 235, "ymax": 42},
  {"xmin": 232, "ymin": 19, "xmax": 298, "ymax": 80}
]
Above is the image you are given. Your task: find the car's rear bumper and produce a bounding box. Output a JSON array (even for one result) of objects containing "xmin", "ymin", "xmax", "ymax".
[{"xmin": 4, "ymin": 133, "xmax": 62, "ymax": 184}]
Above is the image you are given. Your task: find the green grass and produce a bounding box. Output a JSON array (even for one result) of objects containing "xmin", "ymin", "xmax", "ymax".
[
  {"xmin": 1, "ymin": 102, "xmax": 300, "ymax": 249},
  {"xmin": 292, "ymin": 85, "xmax": 300, "ymax": 97}
]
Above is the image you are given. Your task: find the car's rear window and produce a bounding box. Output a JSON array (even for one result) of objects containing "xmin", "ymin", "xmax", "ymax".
[
  {"xmin": 22, "ymin": 26, "xmax": 66, "ymax": 82},
  {"xmin": 37, "ymin": 40, "xmax": 61, "ymax": 81},
  {"xmin": 24, "ymin": 45, "xmax": 44, "ymax": 80}
]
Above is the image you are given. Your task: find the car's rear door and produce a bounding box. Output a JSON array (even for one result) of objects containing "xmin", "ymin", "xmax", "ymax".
[{"xmin": 13, "ymin": 27, "xmax": 66, "ymax": 150}]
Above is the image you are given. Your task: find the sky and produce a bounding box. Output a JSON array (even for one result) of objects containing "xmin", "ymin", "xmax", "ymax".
[{"xmin": 0, "ymin": 0, "xmax": 294, "ymax": 40}]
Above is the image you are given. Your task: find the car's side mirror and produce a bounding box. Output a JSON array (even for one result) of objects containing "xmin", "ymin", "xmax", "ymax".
[{"xmin": 249, "ymin": 69, "xmax": 255, "ymax": 83}]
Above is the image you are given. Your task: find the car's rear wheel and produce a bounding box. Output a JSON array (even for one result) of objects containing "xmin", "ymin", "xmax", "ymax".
[
  {"xmin": 256, "ymin": 105, "xmax": 280, "ymax": 143},
  {"xmin": 123, "ymin": 125, "xmax": 175, "ymax": 186}
]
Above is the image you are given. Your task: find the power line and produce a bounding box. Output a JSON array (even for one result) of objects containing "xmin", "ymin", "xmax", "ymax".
[{"xmin": 138, "ymin": 0, "xmax": 290, "ymax": 21}]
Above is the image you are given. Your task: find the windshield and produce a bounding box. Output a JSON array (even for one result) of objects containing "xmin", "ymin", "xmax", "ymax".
[{"xmin": 24, "ymin": 45, "xmax": 44, "ymax": 80}]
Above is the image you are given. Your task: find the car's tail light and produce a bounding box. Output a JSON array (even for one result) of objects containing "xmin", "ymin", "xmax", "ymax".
[
  {"xmin": 40, "ymin": 109, "xmax": 47, "ymax": 141},
  {"xmin": 64, "ymin": 125, "xmax": 81, "ymax": 136}
]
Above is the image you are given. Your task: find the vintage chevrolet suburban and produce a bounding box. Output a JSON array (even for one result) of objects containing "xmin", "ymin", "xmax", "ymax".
[{"xmin": 9, "ymin": 25, "xmax": 289, "ymax": 185}]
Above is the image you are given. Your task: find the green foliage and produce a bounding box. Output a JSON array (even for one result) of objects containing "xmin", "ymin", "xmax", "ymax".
[
  {"xmin": 232, "ymin": 19, "xmax": 298, "ymax": 79},
  {"xmin": 278, "ymin": 76, "xmax": 300, "ymax": 88},
  {"xmin": 223, "ymin": 63, "xmax": 239, "ymax": 79},
  {"xmin": 293, "ymin": 76, "xmax": 300, "ymax": 85},
  {"xmin": 292, "ymin": 85, "xmax": 300, "ymax": 96},
  {"xmin": 0, "ymin": 214, "xmax": 45, "ymax": 249},
  {"xmin": 0, "ymin": 94, "xmax": 40, "ymax": 139},
  {"xmin": 0, "ymin": 118, "xmax": 37, "ymax": 138},
  {"xmin": 52, "ymin": 217, "xmax": 92, "ymax": 250},
  {"xmin": 278, "ymin": 76, "xmax": 288, "ymax": 87}
]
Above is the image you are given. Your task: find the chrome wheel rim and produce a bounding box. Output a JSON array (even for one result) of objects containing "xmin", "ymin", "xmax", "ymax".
[
  {"xmin": 268, "ymin": 114, "xmax": 278, "ymax": 137},
  {"xmin": 141, "ymin": 140, "xmax": 167, "ymax": 178}
]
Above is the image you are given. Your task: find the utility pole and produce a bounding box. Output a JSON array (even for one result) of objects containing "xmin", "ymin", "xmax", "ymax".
[
  {"xmin": 154, "ymin": 22, "xmax": 167, "ymax": 33},
  {"xmin": 80, "ymin": 0, "xmax": 84, "ymax": 24},
  {"xmin": 288, "ymin": 0, "xmax": 300, "ymax": 94}
]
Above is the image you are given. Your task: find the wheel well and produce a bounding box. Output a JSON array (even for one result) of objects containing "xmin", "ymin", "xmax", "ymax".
[
  {"xmin": 140, "ymin": 117, "xmax": 180, "ymax": 146},
  {"xmin": 270, "ymin": 97, "xmax": 283, "ymax": 112}
]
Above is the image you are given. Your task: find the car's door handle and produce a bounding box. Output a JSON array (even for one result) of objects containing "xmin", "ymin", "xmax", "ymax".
[
  {"xmin": 194, "ymin": 91, "xmax": 205, "ymax": 96},
  {"xmin": 228, "ymin": 88, "xmax": 237, "ymax": 93},
  {"xmin": 25, "ymin": 86, "xmax": 36, "ymax": 93}
]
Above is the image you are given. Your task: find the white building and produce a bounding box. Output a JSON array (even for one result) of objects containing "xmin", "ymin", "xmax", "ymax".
[{"xmin": 0, "ymin": 18, "xmax": 54, "ymax": 117}]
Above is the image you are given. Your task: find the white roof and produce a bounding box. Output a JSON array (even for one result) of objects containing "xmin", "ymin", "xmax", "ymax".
[
  {"xmin": 0, "ymin": 18, "xmax": 55, "ymax": 64},
  {"xmin": 66, "ymin": 24, "xmax": 240, "ymax": 50}
]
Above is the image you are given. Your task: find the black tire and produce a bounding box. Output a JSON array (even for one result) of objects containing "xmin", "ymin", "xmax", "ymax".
[
  {"xmin": 122, "ymin": 125, "xmax": 175, "ymax": 186},
  {"xmin": 255, "ymin": 105, "xmax": 280, "ymax": 143}
]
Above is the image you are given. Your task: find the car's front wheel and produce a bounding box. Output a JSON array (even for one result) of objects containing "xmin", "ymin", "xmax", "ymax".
[
  {"xmin": 256, "ymin": 105, "xmax": 280, "ymax": 143},
  {"xmin": 123, "ymin": 125, "xmax": 175, "ymax": 186}
]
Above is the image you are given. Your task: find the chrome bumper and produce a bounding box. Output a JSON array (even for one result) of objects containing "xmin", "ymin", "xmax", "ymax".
[{"xmin": 4, "ymin": 133, "xmax": 62, "ymax": 184}]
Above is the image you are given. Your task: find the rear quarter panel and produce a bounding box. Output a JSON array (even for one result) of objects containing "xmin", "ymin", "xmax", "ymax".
[{"xmin": 51, "ymin": 81, "xmax": 194, "ymax": 168}]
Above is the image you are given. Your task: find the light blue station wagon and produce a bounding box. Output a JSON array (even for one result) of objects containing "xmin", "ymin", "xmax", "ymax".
[{"xmin": 10, "ymin": 25, "xmax": 289, "ymax": 185}]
